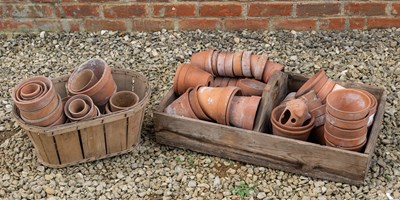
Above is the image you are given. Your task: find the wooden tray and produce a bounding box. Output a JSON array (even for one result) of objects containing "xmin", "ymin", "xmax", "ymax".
[
  {"xmin": 12, "ymin": 69, "xmax": 151, "ymax": 168},
  {"xmin": 153, "ymin": 71, "xmax": 386, "ymax": 185}
]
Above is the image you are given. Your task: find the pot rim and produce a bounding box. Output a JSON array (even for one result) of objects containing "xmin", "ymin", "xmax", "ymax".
[
  {"xmin": 326, "ymin": 88, "xmax": 371, "ymax": 119},
  {"xmin": 295, "ymin": 70, "xmax": 326, "ymax": 98},
  {"xmin": 271, "ymin": 105, "xmax": 315, "ymax": 132},
  {"xmin": 110, "ymin": 91, "xmax": 140, "ymax": 112}
]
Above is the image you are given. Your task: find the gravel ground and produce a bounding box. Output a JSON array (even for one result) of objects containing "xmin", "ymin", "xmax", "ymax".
[{"xmin": 0, "ymin": 29, "xmax": 399, "ymax": 199}]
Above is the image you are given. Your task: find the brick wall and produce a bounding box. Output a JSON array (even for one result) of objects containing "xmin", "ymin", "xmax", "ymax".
[{"xmin": 0, "ymin": 0, "xmax": 399, "ymax": 32}]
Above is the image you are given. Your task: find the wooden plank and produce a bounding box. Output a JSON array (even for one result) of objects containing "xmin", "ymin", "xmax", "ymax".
[
  {"xmin": 80, "ymin": 125, "xmax": 107, "ymax": 159},
  {"xmin": 104, "ymin": 119, "xmax": 127, "ymax": 154},
  {"xmin": 154, "ymin": 112, "xmax": 369, "ymax": 182},
  {"xmin": 254, "ymin": 71, "xmax": 288, "ymax": 133},
  {"xmin": 127, "ymin": 109, "xmax": 144, "ymax": 147},
  {"xmin": 27, "ymin": 131, "xmax": 49, "ymax": 163},
  {"xmin": 112, "ymin": 73, "xmax": 127, "ymax": 92},
  {"xmin": 54, "ymin": 131, "xmax": 83, "ymax": 164},
  {"xmin": 156, "ymin": 130, "xmax": 364, "ymax": 185},
  {"xmin": 29, "ymin": 132, "xmax": 60, "ymax": 165},
  {"xmin": 364, "ymin": 91, "xmax": 386, "ymax": 154}
]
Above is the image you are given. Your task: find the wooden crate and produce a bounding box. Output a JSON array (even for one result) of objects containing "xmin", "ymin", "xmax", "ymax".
[
  {"xmin": 12, "ymin": 69, "xmax": 151, "ymax": 168},
  {"xmin": 153, "ymin": 72, "xmax": 386, "ymax": 185}
]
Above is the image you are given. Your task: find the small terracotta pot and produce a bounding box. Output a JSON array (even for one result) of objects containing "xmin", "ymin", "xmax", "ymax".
[
  {"xmin": 359, "ymin": 90, "xmax": 377, "ymax": 127},
  {"xmin": 236, "ymin": 79, "xmax": 266, "ymax": 96},
  {"xmin": 210, "ymin": 50, "xmax": 219, "ymax": 76},
  {"xmin": 69, "ymin": 69, "xmax": 99, "ymax": 92},
  {"xmin": 20, "ymin": 83, "xmax": 42, "ymax": 100},
  {"xmin": 251, "ymin": 54, "xmax": 268, "ymax": 81},
  {"xmin": 110, "ymin": 91, "xmax": 140, "ymax": 112},
  {"xmin": 68, "ymin": 99, "xmax": 90, "ymax": 118},
  {"xmin": 325, "ymin": 121, "xmax": 367, "ymax": 139},
  {"xmin": 19, "ymin": 93, "xmax": 59, "ymax": 120},
  {"xmin": 197, "ymin": 86, "xmax": 241, "ymax": 125},
  {"xmin": 229, "ymin": 96, "xmax": 261, "ymax": 130},
  {"xmin": 325, "ymin": 110, "xmax": 368, "ymax": 130},
  {"xmin": 227, "ymin": 78, "xmax": 238, "ymax": 86},
  {"xmin": 271, "ymin": 105, "xmax": 315, "ymax": 131},
  {"xmin": 64, "ymin": 94, "xmax": 97, "ymax": 122},
  {"xmin": 233, "ymin": 52, "xmax": 244, "ymax": 77},
  {"xmin": 164, "ymin": 89, "xmax": 198, "ymax": 119},
  {"xmin": 173, "ymin": 64, "xmax": 214, "ymax": 95},
  {"xmin": 280, "ymin": 92, "xmax": 296, "ymax": 105},
  {"xmin": 241, "ymin": 51, "xmax": 252, "ymax": 77},
  {"xmin": 324, "ymin": 127, "xmax": 366, "ymax": 147},
  {"xmin": 326, "ymin": 89, "xmax": 371, "ymax": 121},
  {"xmin": 217, "ymin": 52, "xmax": 227, "ymax": 77},
  {"xmin": 189, "ymin": 86, "xmax": 212, "ymax": 121},
  {"xmin": 262, "ymin": 61, "xmax": 284, "ymax": 83},
  {"xmin": 250, "ymin": 54, "xmax": 260, "ymax": 69},
  {"xmin": 224, "ymin": 52, "xmax": 235, "ymax": 77},
  {"xmin": 316, "ymin": 79, "xmax": 336, "ymax": 102},
  {"xmin": 272, "ymin": 115, "xmax": 314, "ymax": 141},
  {"xmin": 16, "ymin": 81, "xmax": 47, "ymax": 102},
  {"xmin": 325, "ymin": 136, "xmax": 366, "ymax": 152},
  {"xmin": 309, "ymin": 126, "xmax": 326, "ymax": 145},
  {"xmin": 279, "ymin": 99, "xmax": 310, "ymax": 127},
  {"xmin": 295, "ymin": 70, "xmax": 328, "ymax": 98},
  {"xmin": 212, "ymin": 77, "xmax": 231, "ymax": 87},
  {"xmin": 21, "ymin": 95, "xmax": 64, "ymax": 127},
  {"xmin": 191, "ymin": 49, "xmax": 214, "ymax": 71}
]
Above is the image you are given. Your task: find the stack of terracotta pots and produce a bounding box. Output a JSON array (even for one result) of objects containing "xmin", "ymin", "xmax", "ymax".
[
  {"xmin": 213, "ymin": 77, "xmax": 266, "ymax": 96},
  {"xmin": 12, "ymin": 76, "xmax": 65, "ymax": 127},
  {"xmin": 191, "ymin": 49, "xmax": 284, "ymax": 83},
  {"xmin": 324, "ymin": 89, "xmax": 376, "ymax": 152}
]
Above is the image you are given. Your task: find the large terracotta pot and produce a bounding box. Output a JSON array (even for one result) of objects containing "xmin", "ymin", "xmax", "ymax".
[
  {"xmin": 326, "ymin": 89, "xmax": 371, "ymax": 121},
  {"xmin": 262, "ymin": 61, "xmax": 284, "ymax": 83},
  {"xmin": 67, "ymin": 58, "xmax": 117, "ymax": 107},
  {"xmin": 197, "ymin": 86, "xmax": 241, "ymax": 125},
  {"xmin": 109, "ymin": 91, "xmax": 140, "ymax": 112},
  {"xmin": 188, "ymin": 86, "xmax": 212, "ymax": 121},
  {"xmin": 164, "ymin": 88, "xmax": 198, "ymax": 119},
  {"xmin": 229, "ymin": 96, "xmax": 261, "ymax": 130},
  {"xmin": 191, "ymin": 49, "xmax": 214, "ymax": 72},
  {"xmin": 236, "ymin": 79, "xmax": 266, "ymax": 96},
  {"xmin": 20, "ymin": 95, "xmax": 64, "ymax": 127},
  {"xmin": 64, "ymin": 94, "xmax": 98, "ymax": 121},
  {"xmin": 251, "ymin": 54, "xmax": 268, "ymax": 81},
  {"xmin": 233, "ymin": 51, "xmax": 244, "ymax": 77},
  {"xmin": 69, "ymin": 69, "xmax": 99, "ymax": 92},
  {"xmin": 279, "ymin": 99, "xmax": 310, "ymax": 127},
  {"xmin": 295, "ymin": 70, "xmax": 328, "ymax": 98},
  {"xmin": 173, "ymin": 64, "xmax": 213, "ymax": 95}
]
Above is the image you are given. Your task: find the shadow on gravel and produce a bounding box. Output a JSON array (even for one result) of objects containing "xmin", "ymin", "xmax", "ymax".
[{"xmin": 0, "ymin": 131, "xmax": 16, "ymax": 144}]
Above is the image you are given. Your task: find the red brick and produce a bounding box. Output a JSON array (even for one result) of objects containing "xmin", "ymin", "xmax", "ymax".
[
  {"xmin": 392, "ymin": 3, "xmax": 400, "ymax": 16},
  {"xmin": 61, "ymin": 0, "xmax": 123, "ymax": 2},
  {"xmin": 132, "ymin": 19, "xmax": 174, "ymax": 31},
  {"xmin": 319, "ymin": 18, "xmax": 345, "ymax": 30},
  {"xmin": 35, "ymin": 19, "xmax": 62, "ymax": 32},
  {"xmin": 84, "ymin": 19, "xmax": 127, "ymax": 31},
  {"xmin": 248, "ymin": 3, "xmax": 292, "ymax": 17},
  {"xmin": 179, "ymin": 19, "xmax": 222, "ymax": 30},
  {"xmin": 224, "ymin": 19, "xmax": 268, "ymax": 30},
  {"xmin": 0, "ymin": 20, "xmax": 33, "ymax": 32},
  {"xmin": 349, "ymin": 18, "xmax": 365, "ymax": 29},
  {"xmin": 104, "ymin": 4, "xmax": 147, "ymax": 18},
  {"xmin": 368, "ymin": 18, "xmax": 400, "ymax": 29},
  {"xmin": 62, "ymin": 4, "xmax": 100, "ymax": 17},
  {"xmin": 200, "ymin": 3, "xmax": 242, "ymax": 17},
  {"xmin": 272, "ymin": 19, "xmax": 316, "ymax": 31},
  {"xmin": 152, "ymin": 3, "xmax": 196, "ymax": 17},
  {"xmin": 297, "ymin": 3, "xmax": 340, "ymax": 17},
  {"xmin": 4, "ymin": 5, "xmax": 54, "ymax": 18},
  {"xmin": 61, "ymin": 19, "xmax": 81, "ymax": 32},
  {"xmin": 345, "ymin": 3, "xmax": 387, "ymax": 16}
]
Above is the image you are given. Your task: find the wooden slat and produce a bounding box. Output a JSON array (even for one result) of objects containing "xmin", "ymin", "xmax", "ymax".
[
  {"xmin": 112, "ymin": 73, "xmax": 127, "ymax": 92},
  {"xmin": 80, "ymin": 125, "xmax": 107, "ymax": 159},
  {"xmin": 105, "ymin": 119, "xmax": 127, "ymax": 154},
  {"xmin": 127, "ymin": 109, "xmax": 144, "ymax": 147},
  {"xmin": 27, "ymin": 131, "xmax": 48, "ymax": 163},
  {"xmin": 54, "ymin": 131, "xmax": 83, "ymax": 164},
  {"xmin": 29, "ymin": 132, "xmax": 60, "ymax": 165},
  {"xmin": 254, "ymin": 71, "xmax": 288, "ymax": 133}
]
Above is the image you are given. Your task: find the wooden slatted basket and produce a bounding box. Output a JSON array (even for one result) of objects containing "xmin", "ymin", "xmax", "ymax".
[{"xmin": 12, "ymin": 68, "xmax": 151, "ymax": 168}]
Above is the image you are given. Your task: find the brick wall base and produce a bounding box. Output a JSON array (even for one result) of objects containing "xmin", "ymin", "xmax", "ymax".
[{"xmin": 0, "ymin": 1, "xmax": 399, "ymax": 32}]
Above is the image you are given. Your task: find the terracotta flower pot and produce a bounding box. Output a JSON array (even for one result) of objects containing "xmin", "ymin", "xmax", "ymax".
[
  {"xmin": 309, "ymin": 126, "xmax": 326, "ymax": 145},
  {"xmin": 295, "ymin": 70, "xmax": 328, "ymax": 98},
  {"xmin": 316, "ymin": 79, "xmax": 336, "ymax": 102},
  {"xmin": 324, "ymin": 127, "xmax": 366, "ymax": 147},
  {"xmin": 241, "ymin": 51, "xmax": 252, "ymax": 77},
  {"xmin": 13, "ymin": 76, "xmax": 56, "ymax": 112},
  {"xmin": 271, "ymin": 105, "xmax": 315, "ymax": 131},
  {"xmin": 280, "ymin": 92, "xmax": 296, "ymax": 105},
  {"xmin": 299, "ymin": 90, "xmax": 322, "ymax": 111},
  {"xmin": 21, "ymin": 95, "xmax": 64, "ymax": 127},
  {"xmin": 16, "ymin": 80, "xmax": 48, "ymax": 102},
  {"xmin": 224, "ymin": 52, "xmax": 235, "ymax": 77},
  {"xmin": 210, "ymin": 50, "xmax": 219, "ymax": 76},
  {"xmin": 69, "ymin": 69, "xmax": 99, "ymax": 92},
  {"xmin": 188, "ymin": 86, "xmax": 212, "ymax": 121},
  {"xmin": 233, "ymin": 52, "xmax": 244, "ymax": 77},
  {"xmin": 191, "ymin": 49, "xmax": 214, "ymax": 71},
  {"xmin": 325, "ymin": 136, "xmax": 366, "ymax": 152},
  {"xmin": 326, "ymin": 89, "xmax": 371, "ymax": 121},
  {"xmin": 250, "ymin": 54, "xmax": 260, "ymax": 69},
  {"xmin": 359, "ymin": 90, "xmax": 377, "ymax": 127},
  {"xmin": 229, "ymin": 96, "xmax": 261, "ymax": 130},
  {"xmin": 310, "ymin": 104, "xmax": 326, "ymax": 127},
  {"xmin": 173, "ymin": 64, "xmax": 214, "ymax": 95},
  {"xmin": 272, "ymin": 116, "xmax": 314, "ymax": 141},
  {"xmin": 325, "ymin": 110, "xmax": 369, "ymax": 130},
  {"xmin": 251, "ymin": 54, "xmax": 268, "ymax": 81},
  {"xmin": 105, "ymin": 103, "xmax": 112, "ymax": 114},
  {"xmin": 332, "ymin": 84, "xmax": 345, "ymax": 92},
  {"xmin": 68, "ymin": 99, "xmax": 90, "ymax": 118},
  {"xmin": 19, "ymin": 93, "xmax": 59, "ymax": 120},
  {"xmin": 212, "ymin": 77, "xmax": 232, "ymax": 87},
  {"xmin": 109, "ymin": 91, "xmax": 140, "ymax": 112},
  {"xmin": 325, "ymin": 121, "xmax": 367, "ymax": 139},
  {"xmin": 20, "ymin": 83, "xmax": 42, "ymax": 100},
  {"xmin": 227, "ymin": 78, "xmax": 238, "ymax": 86},
  {"xmin": 164, "ymin": 88, "xmax": 198, "ymax": 119},
  {"xmin": 279, "ymin": 99, "xmax": 310, "ymax": 127},
  {"xmin": 67, "ymin": 58, "xmax": 117, "ymax": 107},
  {"xmin": 197, "ymin": 86, "xmax": 241, "ymax": 125},
  {"xmin": 236, "ymin": 79, "xmax": 266, "ymax": 96},
  {"xmin": 217, "ymin": 52, "xmax": 227, "ymax": 77},
  {"xmin": 49, "ymin": 112, "xmax": 66, "ymax": 127},
  {"xmin": 64, "ymin": 94, "xmax": 98, "ymax": 122},
  {"xmin": 262, "ymin": 61, "xmax": 284, "ymax": 83}
]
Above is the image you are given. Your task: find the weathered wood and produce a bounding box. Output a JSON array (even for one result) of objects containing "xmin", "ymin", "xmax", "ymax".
[
  {"xmin": 80, "ymin": 125, "xmax": 107, "ymax": 159},
  {"xmin": 54, "ymin": 131, "xmax": 83, "ymax": 164},
  {"xmin": 127, "ymin": 109, "xmax": 144, "ymax": 147},
  {"xmin": 254, "ymin": 71, "xmax": 288, "ymax": 133},
  {"xmin": 29, "ymin": 132, "xmax": 60, "ymax": 165},
  {"xmin": 105, "ymin": 119, "xmax": 127, "ymax": 154},
  {"xmin": 113, "ymin": 73, "xmax": 128, "ymax": 92}
]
